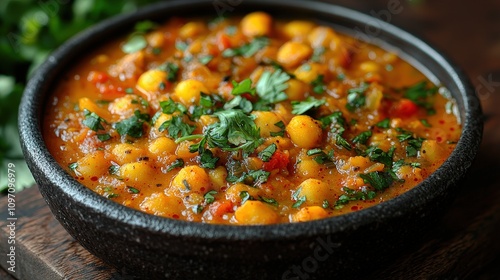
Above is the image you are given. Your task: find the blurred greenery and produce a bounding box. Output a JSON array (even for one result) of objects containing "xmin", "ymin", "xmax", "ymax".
[{"xmin": 0, "ymin": 0, "xmax": 162, "ymax": 192}]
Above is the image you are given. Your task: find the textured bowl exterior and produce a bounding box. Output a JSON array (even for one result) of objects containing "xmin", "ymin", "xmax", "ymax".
[{"xmin": 19, "ymin": 0, "xmax": 483, "ymax": 279}]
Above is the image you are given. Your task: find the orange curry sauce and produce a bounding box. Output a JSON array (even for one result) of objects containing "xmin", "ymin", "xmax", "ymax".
[{"xmin": 44, "ymin": 13, "xmax": 461, "ymax": 224}]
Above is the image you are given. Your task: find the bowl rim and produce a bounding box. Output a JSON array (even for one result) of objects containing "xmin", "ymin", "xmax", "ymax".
[{"xmin": 19, "ymin": 0, "xmax": 483, "ymax": 241}]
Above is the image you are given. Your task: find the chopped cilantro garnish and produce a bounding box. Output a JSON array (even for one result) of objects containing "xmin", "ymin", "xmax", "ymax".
[
  {"xmin": 259, "ymin": 196, "xmax": 279, "ymax": 207},
  {"xmin": 222, "ymin": 37, "xmax": 269, "ymax": 58},
  {"xmin": 114, "ymin": 110, "xmax": 149, "ymax": 138},
  {"xmin": 292, "ymin": 187, "xmax": 307, "ymax": 208},
  {"xmin": 204, "ymin": 190, "xmax": 218, "ymax": 204},
  {"xmin": 240, "ymin": 191, "xmax": 253, "ymax": 204},
  {"xmin": 396, "ymin": 128, "xmax": 425, "ymax": 157},
  {"xmin": 159, "ymin": 98, "xmax": 187, "ymax": 115},
  {"xmin": 175, "ymin": 40, "xmax": 188, "ymax": 51},
  {"xmin": 376, "ymin": 118, "xmax": 391, "ymax": 129},
  {"xmin": 360, "ymin": 171, "xmax": 394, "ymax": 190},
  {"xmin": 199, "ymin": 149, "xmax": 219, "ymax": 169},
  {"xmin": 291, "ymin": 97, "xmax": 325, "ymax": 115},
  {"xmin": 307, "ymin": 149, "xmax": 334, "ymax": 166},
  {"xmin": 256, "ymin": 69, "xmax": 290, "ymax": 104},
  {"xmin": 403, "ymin": 81, "xmax": 438, "ymax": 115},
  {"xmin": 311, "ymin": 47, "xmax": 325, "ymax": 62},
  {"xmin": 108, "ymin": 164, "xmax": 120, "ymax": 175},
  {"xmin": 352, "ymin": 131, "xmax": 372, "ymax": 145},
  {"xmin": 346, "ymin": 83, "xmax": 369, "ymax": 112},
  {"xmin": 223, "ymin": 96, "xmax": 253, "ymax": 113},
  {"xmin": 199, "ymin": 55, "xmax": 213, "ymax": 65},
  {"xmin": 158, "ymin": 116, "xmax": 196, "ymax": 139},
  {"xmin": 420, "ymin": 119, "xmax": 432, "ymax": 127},
  {"xmin": 311, "ymin": 75, "xmax": 325, "ymax": 94},
  {"xmin": 258, "ymin": 143, "xmax": 277, "ymax": 162},
  {"xmin": 227, "ymin": 169, "xmax": 270, "ymax": 186},
  {"xmin": 363, "ymin": 146, "xmax": 395, "ymax": 167},
  {"xmin": 231, "ymin": 78, "xmax": 256, "ymax": 96},
  {"xmin": 68, "ymin": 162, "xmax": 78, "ymax": 171},
  {"xmin": 127, "ymin": 186, "xmax": 140, "ymax": 194},
  {"xmin": 158, "ymin": 62, "xmax": 179, "ymax": 82},
  {"xmin": 334, "ymin": 187, "xmax": 376, "ymax": 209},
  {"xmin": 97, "ymin": 133, "xmax": 111, "ymax": 142},
  {"xmin": 322, "ymin": 200, "xmax": 330, "ymax": 209},
  {"xmin": 82, "ymin": 109, "xmax": 105, "ymax": 131},
  {"xmin": 166, "ymin": 158, "xmax": 184, "ymax": 172},
  {"xmin": 122, "ymin": 34, "xmax": 147, "ymax": 54},
  {"xmin": 270, "ymin": 121, "xmax": 285, "ymax": 137}
]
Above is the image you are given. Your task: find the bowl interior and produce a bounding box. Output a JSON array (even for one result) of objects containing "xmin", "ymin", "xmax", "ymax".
[{"xmin": 19, "ymin": 0, "xmax": 482, "ymax": 240}]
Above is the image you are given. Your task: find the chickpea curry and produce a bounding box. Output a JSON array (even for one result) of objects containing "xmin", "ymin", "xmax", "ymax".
[{"xmin": 44, "ymin": 12, "xmax": 461, "ymax": 225}]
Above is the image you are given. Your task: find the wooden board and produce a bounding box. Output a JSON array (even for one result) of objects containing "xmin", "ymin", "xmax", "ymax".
[{"xmin": 1, "ymin": 0, "xmax": 500, "ymax": 278}]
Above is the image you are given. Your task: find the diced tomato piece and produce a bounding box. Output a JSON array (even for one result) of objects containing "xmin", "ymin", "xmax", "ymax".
[
  {"xmin": 209, "ymin": 200, "xmax": 234, "ymax": 217},
  {"xmin": 87, "ymin": 71, "xmax": 109, "ymax": 84},
  {"xmin": 263, "ymin": 150, "xmax": 290, "ymax": 172},
  {"xmin": 390, "ymin": 98, "xmax": 419, "ymax": 118},
  {"xmin": 217, "ymin": 33, "xmax": 232, "ymax": 51}
]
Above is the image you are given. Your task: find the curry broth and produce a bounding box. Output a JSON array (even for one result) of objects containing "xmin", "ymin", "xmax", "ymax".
[{"xmin": 44, "ymin": 13, "xmax": 461, "ymax": 224}]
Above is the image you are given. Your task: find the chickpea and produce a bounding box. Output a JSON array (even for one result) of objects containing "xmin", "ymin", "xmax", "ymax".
[
  {"xmin": 137, "ymin": 69, "xmax": 168, "ymax": 94},
  {"xmin": 277, "ymin": 41, "xmax": 312, "ymax": 69},
  {"xmin": 225, "ymin": 183, "xmax": 261, "ymax": 204},
  {"xmin": 292, "ymin": 206, "xmax": 329, "ymax": 222},
  {"xmin": 173, "ymin": 79, "xmax": 209, "ymax": 106},
  {"xmin": 148, "ymin": 137, "xmax": 177, "ymax": 156},
  {"xmin": 108, "ymin": 95, "xmax": 145, "ymax": 119},
  {"xmin": 294, "ymin": 178, "xmax": 332, "ymax": 206},
  {"xmin": 112, "ymin": 143, "xmax": 148, "ymax": 165},
  {"xmin": 285, "ymin": 79, "xmax": 307, "ymax": 101},
  {"xmin": 293, "ymin": 63, "xmax": 327, "ymax": 84},
  {"xmin": 296, "ymin": 159, "xmax": 321, "ymax": 178},
  {"xmin": 120, "ymin": 161, "xmax": 156, "ymax": 183},
  {"xmin": 140, "ymin": 192, "xmax": 183, "ymax": 218},
  {"xmin": 235, "ymin": 201, "xmax": 279, "ymax": 225},
  {"xmin": 170, "ymin": 165, "xmax": 212, "ymax": 195},
  {"xmin": 241, "ymin": 12, "xmax": 272, "ymax": 37},
  {"xmin": 209, "ymin": 166, "xmax": 228, "ymax": 190},
  {"xmin": 76, "ymin": 150, "xmax": 109, "ymax": 178},
  {"xmin": 252, "ymin": 111, "xmax": 284, "ymax": 137},
  {"xmin": 283, "ymin": 20, "xmax": 315, "ymax": 39},
  {"xmin": 286, "ymin": 115, "xmax": 323, "ymax": 148},
  {"xmin": 307, "ymin": 26, "xmax": 339, "ymax": 49},
  {"xmin": 179, "ymin": 22, "xmax": 206, "ymax": 39}
]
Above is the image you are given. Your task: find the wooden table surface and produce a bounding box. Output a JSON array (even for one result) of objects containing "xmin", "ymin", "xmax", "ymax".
[{"xmin": 1, "ymin": 0, "xmax": 499, "ymax": 279}]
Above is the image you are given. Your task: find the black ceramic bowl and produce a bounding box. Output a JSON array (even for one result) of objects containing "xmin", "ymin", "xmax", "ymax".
[{"xmin": 19, "ymin": 0, "xmax": 482, "ymax": 279}]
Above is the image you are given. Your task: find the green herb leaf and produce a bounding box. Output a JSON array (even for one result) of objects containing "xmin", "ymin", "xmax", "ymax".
[
  {"xmin": 158, "ymin": 62, "xmax": 180, "ymax": 82},
  {"xmin": 114, "ymin": 110, "xmax": 149, "ymax": 138},
  {"xmin": 403, "ymin": 81, "xmax": 438, "ymax": 115},
  {"xmin": 231, "ymin": 78, "xmax": 256, "ymax": 96},
  {"xmin": 360, "ymin": 171, "xmax": 394, "ymax": 190},
  {"xmin": 97, "ymin": 133, "xmax": 111, "ymax": 142},
  {"xmin": 291, "ymin": 96, "xmax": 325, "ymax": 115},
  {"xmin": 68, "ymin": 162, "xmax": 78, "ymax": 171},
  {"xmin": 420, "ymin": 119, "xmax": 432, "ymax": 127},
  {"xmin": 396, "ymin": 128, "xmax": 425, "ymax": 157},
  {"xmin": 199, "ymin": 149, "xmax": 219, "ymax": 169},
  {"xmin": 311, "ymin": 75, "xmax": 325, "ymax": 94},
  {"xmin": 222, "ymin": 37, "xmax": 269, "ymax": 58},
  {"xmin": 204, "ymin": 190, "xmax": 218, "ymax": 204},
  {"xmin": 82, "ymin": 109, "xmax": 105, "ymax": 131},
  {"xmin": 109, "ymin": 164, "xmax": 120, "ymax": 175},
  {"xmin": 159, "ymin": 98, "xmax": 187, "ymax": 115},
  {"xmin": 259, "ymin": 196, "xmax": 279, "ymax": 207},
  {"xmin": 352, "ymin": 131, "xmax": 372, "ymax": 145},
  {"xmin": 311, "ymin": 47, "xmax": 325, "ymax": 62},
  {"xmin": 122, "ymin": 34, "xmax": 147, "ymax": 54},
  {"xmin": 346, "ymin": 83, "xmax": 369, "ymax": 112},
  {"xmin": 199, "ymin": 55, "xmax": 213, "ymax": 65},
  {"xmin": 258, "ymin": 143, "xmax": 277, "ymax": 162},
  {"xmin": 334, "ymin": 187, "xmax": 376, "ymax": 209},
  {"xmin": 240, "ymin": 191, "xmax": 254, "ymax": 204},
  {"xmin": 307, "ymin": 149, "xmax": 334, "ymax": 165},
  {"xmin": 127, "ymin": 186, "xmax": 140, "ymax": 194},
  {"xmin": 270, "ymin": 121, "xmax": 286, "ymax": 137},
  {"xmin": 175, "ymin": 40, "xmax": 188, "ymax": 51},
  {"xmin": 227, "ymin": 169, "xmax": 270, "ymax": 186},
  {"xmin": 376, "ymin": 118, "xmax": 390, "ymax": 129},
  {"xmin": 134, "ymin": 20, "xmax": 158, "ymax": 33},
  {"xmin": 223, "ymin": 96, "xmax": 253, "ymax": 113},
  {"xmin": 256, "ymin": 69, "xmax": 290, "ymax": 104},
  {"xmin": 158, "ymin": 116, "xmax": 196, "ymax": 139},
  {"xmin": 166, "ymin": 158, "xmax": 184, "ymax": 172}
]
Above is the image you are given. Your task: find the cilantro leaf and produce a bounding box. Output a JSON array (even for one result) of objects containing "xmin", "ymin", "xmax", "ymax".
[
  {"xmin": 307, "ymin": 149, "xmax": 335, "ymax": 166},
  {"xmin": 158, "ymin": 116, "xmax": 196, "ymax": 139},
  {"xmin": 223, "ymin": 96, "xmax": 253, "ymax": 113},
  {"xmin": 166, "ymin": 158, "xmax": 184, "ymax": 172},
  {"xmin": 396, "ymin": 128, "xmax": 425, "ymax": 157},
  {"xmin": 376, "ymin": 118, "xmax": 390, "ymax": 129},
  {"xmin": 114, "ymin": 110, "xmax": 149, "ymax": 138},
  {"xmin": 259, "ymin": 196, "xmax": 279, "ymax": 207},
  {"xmin": 258, "ymin": 143, "xmax": 277, "ymax": 162},
  {"xmin": 291, "ymin": 97, "xmax": 325, "ymax": 115},
  {"xmin": 222, "ymin": 37, "xmax": 269, "ymax": 58},
  {"xmin": 256, "ymin": 69, "xmax": 290, "ymax": 104},
  {"xmin": 360, "ymin": 171, "xmax": 394, "ymax": 191},
  {"xmin": 227, "ymin": 169, "xmax": 270, "ymax": 186},
  {"xmin": 158, "ymin": 62, "xmax": 179, "ymax": 82},
  {"xmin": 204, "ymin": 190, "xmax": 218, "ymax": 204},
  {"xmin": 240, "ymin": 191, "xmax": 254, "ymax": 204},
  {"xmin": 122, "ymin": 34, "xmax": 147, "ymax": 54},
  {"xmin": 270, "ymin": 121, "xmax": 285, "ymax": 137},
  {"xmin": 346, "ymin": 83, "xmax": 369, "ymax": 112},
  {"xmin": 311, "ymin": 75, "xmax": 325, "ymax": 94},
  {"xmin": 82, "ymin": 109, "xmax": 105, "ymax": 131},
  {"xmin": 352, "ymin": 131, "xmax": 372, "ymax": 145},
  {"xmin": 334, "ymin": 187, "xmax": 377, "ymax": 209},
  {"xmin": 403, "ymin": 81, "xmax": 438, "ymax": 115},
  {"xmin": 231, "ymin": 78, "xmax": 256, "ymax": 96},
  {"xmin": 199, "ymin": 55, "xmax": 213, "ymax": 65},
  {"xmin": 159, "ymin": 98, "xmax": 187, "ymax": 115},
  {"xmin": 311, "ymin": 47, "xmax": 325, "ymax": 62},
  {"xmin": 292, "ymin": 187, "xmax": 307, "ymax": 208},
  {"xmin": 199, "ymin": 149, "xmax": 219, "ymax": 169}
]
